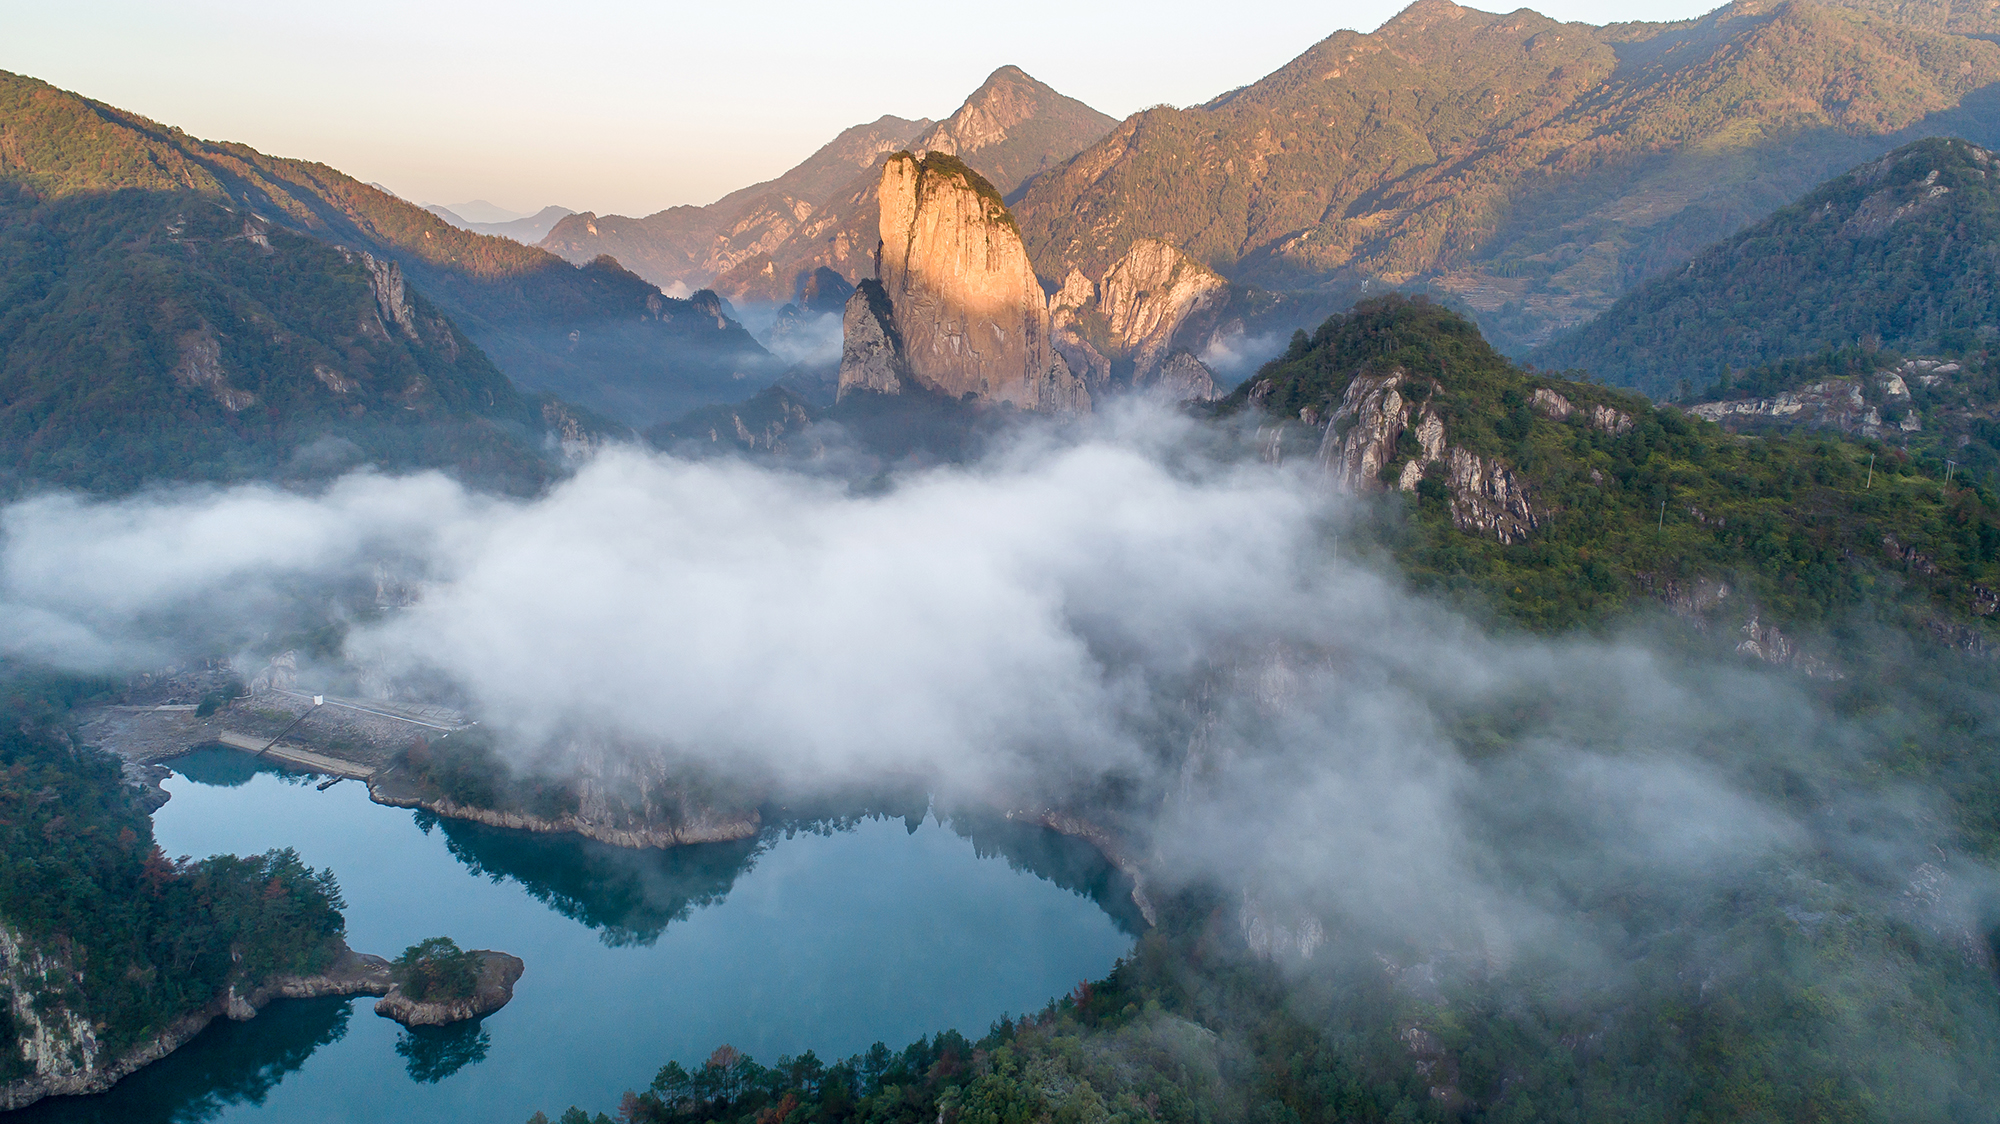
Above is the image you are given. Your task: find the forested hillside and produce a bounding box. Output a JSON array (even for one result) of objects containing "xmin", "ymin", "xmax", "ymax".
[
  {"xmin": 1014, "ymin": 0, "xmax": 2000, "ymax": 352},
  {"xmin": 0, "ymin": 71, "xmax": 772, "ymax": 427},
  {"xmin": 1532, "ymin": 137, "xmax": 2000, "ymax": 395},
  {"xmin": 1225, "ymin": 296, "xmax": 2000, "ymax": 643},
  {"xmin": 0, "ymin": 676, "xmax": 347, "ymax": 1082},
  {"xmin": 0, "ymin": 184, "xmax": 556, "ymax": 493}
]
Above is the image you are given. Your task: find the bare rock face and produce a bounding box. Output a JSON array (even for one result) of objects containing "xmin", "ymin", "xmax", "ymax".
[
  {"xmin": 1144, "ymin": 352, "xmax": 1221, "ymax": 403},
  {"xmin": 1531, "ymin": 387, "xmax": 1632, "ymax": 434},
  {"xmin": 838, "ymin": 280, "xmax": 907, "ymax": 396},
  {"xmin": 1049, "ymin": 240, "xmax": 1226, "ymax": 398},
  {"xmin": 374, "ymin": 951, "xmax": 524, "ymax": 1028},
  {"xmin": 1312, "ymin": 368, "xmax": 1540, "ymax": 544},
  {"xmin": 841, "ymin": 152, "xmax": 1089, "ymax": 413}
]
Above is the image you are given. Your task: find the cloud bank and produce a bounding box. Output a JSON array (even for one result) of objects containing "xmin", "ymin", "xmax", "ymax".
[{"xmin": 0, "ymin": 405, "xmax": 1990, "ymax": 1085}]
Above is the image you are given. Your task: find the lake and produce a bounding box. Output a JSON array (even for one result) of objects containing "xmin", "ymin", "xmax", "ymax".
[{"xmin": 16, "ymin": 750, "xmax": 1137, "ymax": 1123}]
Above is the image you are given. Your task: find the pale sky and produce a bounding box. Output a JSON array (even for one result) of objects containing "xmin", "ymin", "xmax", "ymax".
[{"xmin": 4, "ymin": 0, "xmax": 1725, "ymax": 218}]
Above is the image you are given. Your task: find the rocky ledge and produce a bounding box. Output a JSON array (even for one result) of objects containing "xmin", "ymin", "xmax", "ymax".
[{"xmin": 374, "ymin": 951, "xmax": 524, "ymax": 1028}]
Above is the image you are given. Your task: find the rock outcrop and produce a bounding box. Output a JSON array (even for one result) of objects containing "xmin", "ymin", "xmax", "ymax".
[
  {"xmin": 1048, "ymin": 240, "xmax": 1226, "ymax": 400},
  {"xmin": 1689, "ymin": 358, "xmax": 1942, "ymax": 439},
  {"xmin": 839, "ymin": 153, "xmax": 1089, "ymax": 413},
  {"xmin": 374, "ymin": 951, "xmax": 523, "ymax": 1028},
  {"xmin": 838, "ymin": 280, "xmax": 907, "ymax": 396},
  {"xmin": 1307, "ymin": 368, "xmax": 1539, "ymax": 544}
]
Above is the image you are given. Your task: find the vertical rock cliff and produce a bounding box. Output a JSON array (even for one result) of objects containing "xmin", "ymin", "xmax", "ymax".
[
  {"xmin": 1047, "ymin": 239, "xmax": 1225, "ymax": 401},
  {"xmin": 839, "ymin": 153, "xmax": 1089, "ymax": 413}
]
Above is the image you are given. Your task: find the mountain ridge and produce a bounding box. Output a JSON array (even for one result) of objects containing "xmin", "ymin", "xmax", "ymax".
[
  {"xmin": 541, "ymin": 67, "xmax": 1116, "ymax": 305},
  {"xmin": 1013, "ymin": 0, "xmax": 2000, "ymax": 353},
  {"xmin": 1530, "ymin": 136, "xmax": 2000, "ymax": 396},
  {"xmin": 0, "ymin": 70, "xmax": 773, "ymax": 427}
]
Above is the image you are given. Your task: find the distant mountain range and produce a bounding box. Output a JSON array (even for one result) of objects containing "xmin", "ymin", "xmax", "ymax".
[
  {"xmin": 1532, "ymin": 137, "xmax": 2000, "ymax": 395},
  {"xmin": 541, "ymin": 66, "xmax": 1117, "ymax": 305},
  {"xmin": 425, "ymin": 202, "xmax": 575, "ymax": 245},
  {"xmin": 12, "ymin": 0, "xmax": 2000, "ymax": 487},
  {"xmin": 0, "ymin": 70, "xmax": 774, "ymax": 451}
]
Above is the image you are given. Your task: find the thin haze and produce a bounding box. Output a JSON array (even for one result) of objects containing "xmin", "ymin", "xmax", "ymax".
[{"xmin": 5, "ymin": 0, "xmax": 1727, "ymax": 217}]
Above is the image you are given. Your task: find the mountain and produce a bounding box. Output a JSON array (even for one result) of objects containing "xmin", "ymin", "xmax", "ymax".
[
  {"xmin": 427, "ymin": 203, "xmax": 575, "ymax": 245},
  {"xmin": 433, "ymin": 199, "xmax": 527, "ymax": 224},
  {"xmin": 0, "ymin": 70, "xmax": 774, "ymax": 429},
  {"xmin": 1014, "ymin": 0, "xmax": 2000, "ymax": 354},
  {"xmin": 541, "ymin": 66, "xmax": 1117, "ymax": 305},
  {"xmin": 0, "ymin": 181, "xmax": 559, "ymax": 493},
  {"xmin": 1530, "ymin": 137, "xmax": 2000, "ymax": 396},
  {"xmin": 838, "ymin": 153, "xmax": 1088, "ymax": 413},
  {"xmin": 1223, "ymin": 295, "xmax": 2000, "ymax": 640},
  {"xmin": 541, "ymin": 115, "xmax": 932, "ymax": 299},
  {"xmin": 903, "ymin": 66, "xmax": 1119, "ymax": 203},
  {"xmin": 1820, "ymin": 0, "xmax": 2000, "ymax": 30}
]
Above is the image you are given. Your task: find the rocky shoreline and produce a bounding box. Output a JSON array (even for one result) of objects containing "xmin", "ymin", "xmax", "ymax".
[
  {"xmin": 0, "ymin": 944, "xmax": 390, "ymax": 1111},
  {"xmin": 365, "ymin": 769, "xmax": 762, "ymax": 848},
  {"xmin": 0, "ymin": 938, "xmax": 523, "ymax": 1111},
  {"xmin": 374, "ymin": 951, "xmax": 524, "ymax": 1027}
]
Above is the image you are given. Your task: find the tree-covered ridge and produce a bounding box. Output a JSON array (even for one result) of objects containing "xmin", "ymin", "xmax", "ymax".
[
  {"xmin": 0, "ymin": 186, "xmax": 552, "ymax": 493},
  {"xmin": 1532, "ymin": 137, "xmax": 2000, "ymax": 396},
  {"xmin": 0, "ymin": 70, "xmax": 775, "ymax": 427},
  {"xmin": 1015, "ymin": 0, "xmax": 2000, "ymax": 352},
  {"xmin": 1224, "ymin": 296, "xmax": 2000, "ymax": 638},
  {"xmin": 0, "ymin": 678, "xmax": 345, "ymax": 1075}
]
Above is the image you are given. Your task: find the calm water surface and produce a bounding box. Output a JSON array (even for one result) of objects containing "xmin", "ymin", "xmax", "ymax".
[{"xmin": 19, "ymin": 751, "xmax": 1134, "ymax": 1123}]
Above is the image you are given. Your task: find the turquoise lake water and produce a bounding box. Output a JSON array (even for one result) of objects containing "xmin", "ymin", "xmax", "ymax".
[{"xmin": 15, "ymin": 751, "xmax": 1135, "ymax": 1123}]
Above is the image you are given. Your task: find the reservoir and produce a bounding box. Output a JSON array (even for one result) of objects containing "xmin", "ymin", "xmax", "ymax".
[{"xmin": 18, "ymin": 750, "xmax": 1137, "ymax": 1123}]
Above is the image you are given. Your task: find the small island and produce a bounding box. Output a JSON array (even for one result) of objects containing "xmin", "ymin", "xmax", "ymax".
[{"xmin": 375, "ymin": 937, "xmax": 525, "ymax": 1028}]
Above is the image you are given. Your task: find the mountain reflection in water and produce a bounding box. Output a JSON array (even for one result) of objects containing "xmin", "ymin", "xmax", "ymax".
[
  {"xmin": 423, "ymin": 795, "xmax": 1146, "ymax": 947},
  {"xmin": 16, "ymin": 759, "xmax": 1134, "ymax": 1123}
]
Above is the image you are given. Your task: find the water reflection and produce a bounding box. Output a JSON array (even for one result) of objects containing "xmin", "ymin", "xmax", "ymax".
[
  {"xmin": 947, "ymin": 813, "xmax": 1148, "ymax": 936},
  {"xmin": 395, "ymin": 1021, "xmax": 491, "ymax": 1084},
  {"xmin": 420, "ymin": 798, "xmax": 1147, "ymax": 949},
  {"xmin": 9, "ymin": 998, "xmax": 351, "ymax": 1124},
  {"xmin": 168, "ymin": 746, "xmax": 314, "ymax": 790},
  {"xmin": 420, "ymin": 812, "xmax": 763, "ymax": 947},
  {"xmin": 20, "ymin": 763, "xmax": 1136, "ymax": 1123}
]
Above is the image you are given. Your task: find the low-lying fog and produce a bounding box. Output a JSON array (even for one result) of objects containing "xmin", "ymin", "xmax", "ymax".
[{"xmin": 1, "ymin": 402, "xmax": 1991, "ymax": 1100}]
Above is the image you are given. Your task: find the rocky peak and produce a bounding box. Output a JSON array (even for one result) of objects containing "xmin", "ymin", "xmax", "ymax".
[
  {"xmin": 839, "ymin": 153, "xmax": 1088, "ymax": 412},
  {"xmin": 908, "ymin": 66, "xmax": 1118, "ymax": 197},
  {"xmin": 916, "ymin": 66, "xmax": 1052, "ymax": 162}
]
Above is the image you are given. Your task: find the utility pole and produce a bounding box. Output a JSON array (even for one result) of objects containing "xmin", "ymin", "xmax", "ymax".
[
  {"xmin": 1865, "ymin": 453, "xmax": 1874, "ymax": 489},
  {"xmin": 1658, "ymin": 499, "xmax": 1667, "ymax": 531}
]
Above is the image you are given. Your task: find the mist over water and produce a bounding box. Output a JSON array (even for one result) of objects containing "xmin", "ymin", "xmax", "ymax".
[{"xmin": 1, "ymin": 403, "xmax": 1994, "ymax": 1102}]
